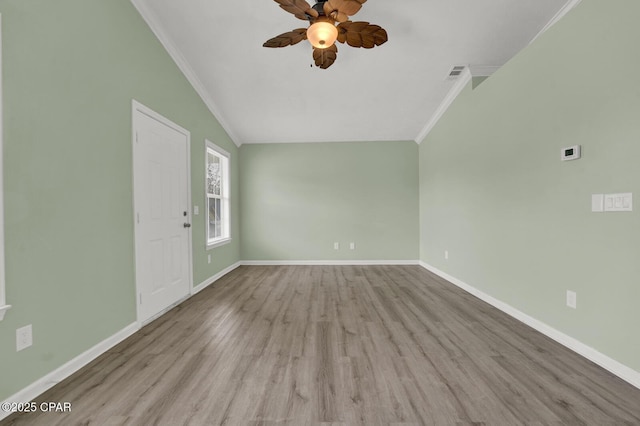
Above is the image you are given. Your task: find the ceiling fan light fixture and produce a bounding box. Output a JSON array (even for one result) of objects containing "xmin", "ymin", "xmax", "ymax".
[
  {"xmin": 264, "ymin": 0, "xmax": 388, "ymax": 69},
  {"xmin": 306, "ymin": 20, "xmax": 338, "ymax": 49}
]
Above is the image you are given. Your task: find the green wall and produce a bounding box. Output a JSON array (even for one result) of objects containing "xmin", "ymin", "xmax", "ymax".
[
  {"xmin": 419, "ymin": 0, "xmax": 640, "ymax": 371},
  {"xmin": 240, "ymin": 141, "xmax": 419, "ymax": 261},
  {"xmin": 3, "ymin": 0, "xmax": 638, "ymax": 405},
  {"xmin": 0, "ymin": 0, "xmax": 239, "ymax": 399}
]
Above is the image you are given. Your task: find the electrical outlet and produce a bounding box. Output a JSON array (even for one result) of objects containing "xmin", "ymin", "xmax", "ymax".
[
  {"xmin": 334, "ymin": 242, "xmax": 339, "ymax": 250},
  {"xmin": 445, "ymin": 250, "xmax": 449, "ymax": 260},
  {"xmin": 194, "ymin": 205, "xmax": 199, "ymax": 215},
  {"xmin": 566, "ymin": 290, "xmax": 577, "ymax": 309},
  {"xmin": 16, "ymin": 325, "xmax": 33, "ymax": 352},
  {"xmin": 349, "ymin": 242, "xmax": 355, "ymax": 250},
  {"xmin": 207, "ymin": 254, "xmax": 211, "ymax": 264}
]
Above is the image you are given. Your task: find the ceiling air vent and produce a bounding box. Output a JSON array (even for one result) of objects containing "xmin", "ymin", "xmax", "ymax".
[{"xmin": 446, "ymin": 65, "xmax": 466, "ymax": 80}]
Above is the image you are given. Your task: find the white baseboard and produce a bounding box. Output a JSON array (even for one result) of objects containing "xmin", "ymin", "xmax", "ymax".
[
  {"xmin": 240, "ymin": 260, "xmax": 419, "ymax": 266},
  {"xmin": 419, "ymin": 261, "xmax": 640, "ymax": 390},
  {"xmin": 0, "ymin": 304, "xmax": 11, "ymax": 321},
  {"xmin": 143, "ymin": 261, "xmax": 242, "ymax": 325},
  {"xmin": 192, "ymin": 261, "xmax": 242, "ymax": 295},
  {"xmin": 0, "ymin": 322, "xmax": 138, "ymax": 421},
  {"xmin": 1, "ymin": 260, "xmax": 245, "ymax": 421}
]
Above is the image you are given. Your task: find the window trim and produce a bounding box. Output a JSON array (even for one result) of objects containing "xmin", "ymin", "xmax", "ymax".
[
  {"xmin": 0, "ymin": 14, "xmax": 10, "ymax": 320},
  {"xmin": 205, "ymin": 140, "xmax": 231, "ymax": 250}
]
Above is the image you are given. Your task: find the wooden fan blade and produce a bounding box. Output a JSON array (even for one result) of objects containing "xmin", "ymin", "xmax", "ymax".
[
  {"xmin": 313, "ymin": 44, "xmax": 338, "ymax": 69},
  {"xmin": 324, "ymin": 0, "xmax": 367, "ymax": 19},
  {"xmin": 263, "ymin": 29, "xmax": 308, "ymax": 48},
  {"xmin": 323, "ymin": 2, "xmax": 348, "ymax": 22},
  {"xmin": 337, "ymin": 21, "xmax": 387, "ymax": 48},
  {"xmin": 274, "ymin": 0, "xmax": 319, "ymax": 20}
]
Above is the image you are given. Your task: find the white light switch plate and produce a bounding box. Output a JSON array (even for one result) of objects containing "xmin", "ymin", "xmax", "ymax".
[
  {"xmin": 591, "ymin": 194, "xmax": 604, "ymax": 212},
  {"xmin": 604, "ymin": 193, "xmax": 632, "ymax": 212}
]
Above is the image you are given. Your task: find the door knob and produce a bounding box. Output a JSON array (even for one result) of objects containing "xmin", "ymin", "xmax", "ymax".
[{"xmin": 183, "ymin": 223, "xmax": 192, "ymax": 228}]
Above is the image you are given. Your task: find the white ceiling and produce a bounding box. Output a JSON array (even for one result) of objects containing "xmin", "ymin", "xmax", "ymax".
[{"xmin": 132, "ymin": 0, "xmax": 572, "ymax": 146}]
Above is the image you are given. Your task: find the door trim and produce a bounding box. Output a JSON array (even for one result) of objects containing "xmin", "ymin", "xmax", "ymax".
[
  {"xmin": 131, "ymin": 99, "xmax": 193, "ymax": 326},
  {"xmin": 0, "ymin": 14, "xmax": 9, "ymax": 321}
]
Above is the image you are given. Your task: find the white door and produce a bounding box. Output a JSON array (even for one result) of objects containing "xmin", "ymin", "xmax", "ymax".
[{"xmin": 133, "ymin": 101, "xmax": 191, "ymax": 324}]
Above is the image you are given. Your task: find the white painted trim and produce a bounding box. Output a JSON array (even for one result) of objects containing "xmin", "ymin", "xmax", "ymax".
[
  {"xmin": 205, "ymin": 139, "xmax": 231, "ymax": 248},
  {"xmin": 240, "ymin": 137, "xmax": 412, "ymax": 146},
  {"xmin": 132, "ymin": 99, "xmax": 191, "ymax": 136},
  {"xmin": 206, "ymin": 237, "xmax": 232, "ymax": 251},
  {"xmin": 0, "ymin": 14, "xmax": 8, "ymax": 321},
  {"xmin": 141, "ymin": 260, "xmax": 242, "ymax": 323},
  {"xmin": 414, "ymin": 68, "xmax": 472, "ymax": 144},
  {"xmin": 0, "ymin": 322, "xmax": 139, "ymax": 421},
  {"xmin": 468, "ymin": 65, "xmax": 501, "ymax": 77},
  {"xmin": 138, "ymin": 294, "xmax": 191, "ymax": 327},
  {"xmin": 414, "ymin": 0, "xmax": 583, "ymax": 146},
  {"xmin": 192, "ymin": 261, "xmax": 242, "ymax": 295},
  {"xmin": 0, "ymin": 256, "xmax": 243, "ymax": 420},
  {"xmin": 132, "ymin": 100, "xmax": 193, "ymax": 326},
  {"xmin": 241, "ymin": 260, "xmax": 420, "ymax": 266},
  {"xmin": 419, "ymin": 261, "xmax": 640, "ymax": 390},
  {"xmin": 0, "ymin": 305, "xmax": 10, "ymax": 321},
  {"xmin": 205, "ymin": 140, "xmax": 230, "ymax": 159},
  {"xmin": 129, "ymin": 0, "xmax": 241, "ymax": 147},
  {"xmin": 530, "ymin": 0, "xmax": 583, "ymax": 45}
]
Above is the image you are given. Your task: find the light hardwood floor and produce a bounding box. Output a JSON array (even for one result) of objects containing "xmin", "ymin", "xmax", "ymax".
[{"xmin": 3, "ymin": 265, "xmax": 640, "ymax": 425}]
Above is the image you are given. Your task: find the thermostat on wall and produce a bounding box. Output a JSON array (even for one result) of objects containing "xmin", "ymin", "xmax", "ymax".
[{"xmin": 561, "ymin": 145, "xmax": 581, "ymax": 161}]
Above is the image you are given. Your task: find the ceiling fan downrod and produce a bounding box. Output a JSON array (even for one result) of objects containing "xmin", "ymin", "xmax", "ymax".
[{"xmin": 311, "ymin": 0, "xmax": 328, "ymax": 17}]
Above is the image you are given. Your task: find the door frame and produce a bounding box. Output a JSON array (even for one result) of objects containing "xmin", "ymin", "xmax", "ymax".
[
  {"xmin": 131, "ymin": 99, "xmax": 193, "ymax": 326},
  {"xmin": 0, "ymin": 14, "xmax": 9, "ymax": 321}
]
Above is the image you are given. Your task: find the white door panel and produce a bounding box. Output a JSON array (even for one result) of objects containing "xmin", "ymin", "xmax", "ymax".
[{"xmin": 133, "ymin": 103, "xmax": 191, "ymax": 324}]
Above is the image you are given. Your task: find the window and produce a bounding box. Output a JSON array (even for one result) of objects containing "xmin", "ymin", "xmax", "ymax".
[{"xmin": 206, "ymin": 140, "xmax": 230, "ymax": 248}]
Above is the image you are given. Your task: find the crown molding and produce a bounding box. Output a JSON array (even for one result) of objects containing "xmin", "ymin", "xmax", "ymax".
[
  {"xmin": 415, "ymin": 0, "xmax": 582, "ymax": 145},
  {"xmin": 132, "ymin": 0, "xmax": 580, "ymax": 149},
  {"xmin": 530, "ymin": 0, "xmax": 583, "ymax": 45},
  {"xmin": 130, "ymin": 0, "xmax": 241, "ymax": 147},
  {"xmin": 415, "ymin": 67, "xmax": 471, "ymax": 144},
  {"xmin": 415, "ymin": 64, "xmax": 499, "ymax": 145},
  {"xmin": 468, "ymin": 65, "xmax": 501, "ymax": 77}
]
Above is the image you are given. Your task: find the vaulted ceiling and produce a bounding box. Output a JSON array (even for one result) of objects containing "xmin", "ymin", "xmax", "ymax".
[{"xmin": 131, "ymin": 0, "xmax": 574, "ymax": 146}]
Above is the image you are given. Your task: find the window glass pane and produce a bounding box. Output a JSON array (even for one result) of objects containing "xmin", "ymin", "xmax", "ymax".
[
  {"xmin": 206, "ymin": 142, "xmax": 230, "ymax": 246},
  {"xmin": 207, "ymin": 153, "xmax": 221, "ymax": 196},
  {"xmin": 208, "ymin": 197, "xmax": 222, "ymax": 240}
]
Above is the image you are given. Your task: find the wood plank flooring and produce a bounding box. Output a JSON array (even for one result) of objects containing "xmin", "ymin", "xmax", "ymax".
[{"xmin": 3, "ymin": 265, "xmax": 640, "ymax": 425}]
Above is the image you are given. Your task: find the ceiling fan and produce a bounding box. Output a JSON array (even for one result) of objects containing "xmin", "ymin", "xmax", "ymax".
[{"xmin": 263, "ymin": 0, "xmax": 388, "ymax": 69}]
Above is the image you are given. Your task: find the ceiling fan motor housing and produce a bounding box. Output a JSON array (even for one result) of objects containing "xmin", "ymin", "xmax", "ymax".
[{"xmin": 312, "ymin": 0, "xmax": 328, "ymax": 17}]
